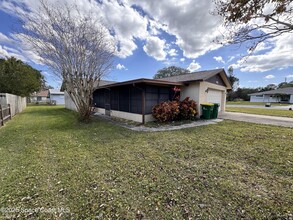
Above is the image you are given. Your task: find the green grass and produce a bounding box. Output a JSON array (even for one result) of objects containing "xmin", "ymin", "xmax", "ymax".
[
  {"xmin": 0, "ymin": 106, "xmax": 292, "ymax": 219},
  {"xmin": 227, "ymin": 101, "xmax": 290, "ymax": 106},
  {"xmin": 226, "ymin": 107, "xmax": 293, "ymax": 118}
]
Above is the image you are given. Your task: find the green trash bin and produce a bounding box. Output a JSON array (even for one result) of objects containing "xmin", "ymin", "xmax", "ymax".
[
  {"xmin": 201, "ymin": 104, "xmax": 214, "ymax": 119},
  {"xmin": 211, "ymin": 103, "xmax": 220, "ymax": 119}
]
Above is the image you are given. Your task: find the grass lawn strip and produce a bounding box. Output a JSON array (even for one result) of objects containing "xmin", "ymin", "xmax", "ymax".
[
  {"xmin": 226, "ymin": 107, "xmax": 293, "ymax": 118},
  {"xmin": 226, "ymin": 101, "xmax": 290, "ymax": 106},
  {"xmin": 0, "ymin": 106, "xmax": 292, "ymax": 219}
]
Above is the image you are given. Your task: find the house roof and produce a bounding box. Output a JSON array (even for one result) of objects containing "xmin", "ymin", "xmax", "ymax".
[
  {"xmin": 158, "ymin": 68, "xmax": 232, "ymax": 89},
  {"xmin": 31, "ymin": 90, "xmax": 48, "ymax": 97},
  {"xmin": 96, "ymin": 69, "xmax": 232, "ymax": 90},
  {"xmin": 93, "ymin": 80, "xmax": 117, "ymax": 88},
  {"xmin": 249, "ymin": 87, "xmax": 293, "ymax": 96},
  {"xmin": 97, "ymin": 78, "xmax": 184, "ymax": 89},
  {"xmin": 49, "ymin": 89, "xmax": 64, "ymax": 95}
]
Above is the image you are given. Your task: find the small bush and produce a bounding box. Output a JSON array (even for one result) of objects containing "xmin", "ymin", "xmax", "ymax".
[
  {"xmin": 152, "ymin": 97, "xmax": 198, "ymax": 122},
  {"xmin": 179, "ymin": 97, "xmax": 198, "ymax": 120},
  {"xmin": 152, "ymin": 101, "xmax": 180, "ymax": 122}
]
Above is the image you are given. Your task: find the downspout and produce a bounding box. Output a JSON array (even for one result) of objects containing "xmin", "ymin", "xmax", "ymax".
[{"xmin": 133, "ymin": 83, "xmax": 145, "ymax": 124}]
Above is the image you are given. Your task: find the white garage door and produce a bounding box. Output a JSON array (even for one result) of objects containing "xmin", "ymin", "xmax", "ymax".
[{"xmin": 207, "ymin": 89, "xmax": 222, "ymax": 111}]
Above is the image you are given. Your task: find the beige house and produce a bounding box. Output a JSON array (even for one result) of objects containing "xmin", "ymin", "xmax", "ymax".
[
  {"xmin": 64, "ymin": 69, "xmax": 231, "ymax": 123},
  {"xmin": 65, "ymin": 69, "xmax": 232, "ymax": 123},
  {"xmin": 29, "ymin": 90, "xmax": 49, "ymax": 103}
]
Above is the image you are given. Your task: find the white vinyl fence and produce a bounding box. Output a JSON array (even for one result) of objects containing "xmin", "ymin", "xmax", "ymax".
[{"xmin": 0, "ymin": 93, "xmax": 26, "ymax": 117}]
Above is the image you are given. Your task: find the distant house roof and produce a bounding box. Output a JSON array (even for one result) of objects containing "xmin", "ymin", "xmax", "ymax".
[
  {"xmin": 49, "ymin": 89, "xmax": 64, "ymax": 95},
  {"xmin": 249, "ymin": 87, "xmax": 293, "ymax": 96},
  {"xmin": 96, "ymin": 69, "xmax": 232, "ymax": 90},
  {"xmin": 31, "ymin": 90, "xmax": 48, "ymax": 97}
]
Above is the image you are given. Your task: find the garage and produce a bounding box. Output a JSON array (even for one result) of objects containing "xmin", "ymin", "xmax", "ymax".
[{"xmin": 207, "ymin": 89, "xmax": 223, "ymax": 111}]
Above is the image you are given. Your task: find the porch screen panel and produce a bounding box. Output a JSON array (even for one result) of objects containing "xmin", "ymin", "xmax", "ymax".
[
  {"xmin": 110, "ymin": 88, "xmax": 119, "ymax": 110},
  {"xmin": 93, "ymin": 89, "xmax": 105, "ymax": 108},
  {"xmin": 145, "ymin": 86, "xmax": 158, "ymax": 114},
  {"xmin": 130, "ymin": 87, "xmax": 142, "ymax": 114},
  {"xmin": 159, "ymin": 87, "xmax": 170, "ymax": 102},
  {"xmin": 145, "ymin": 85, "xmax": 171, "ymax": 114},
  {"xmin": 119, "ymin": 87, "xmax": 130, "ymax": 112}
]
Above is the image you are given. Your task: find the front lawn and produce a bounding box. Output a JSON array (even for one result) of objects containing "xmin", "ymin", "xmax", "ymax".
[
  {"xmin": 0, "ymin": 106, "xmax": 292, "ymax": 219},
  {"xmin": 226, "ymin": 107, "xmax": 293, "ymax": 118}
]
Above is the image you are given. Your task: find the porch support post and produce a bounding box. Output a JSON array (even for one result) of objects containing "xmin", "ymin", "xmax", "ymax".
[{"xmin": 142, "ymin": 89, "xmax": 145, "ymax": 124}]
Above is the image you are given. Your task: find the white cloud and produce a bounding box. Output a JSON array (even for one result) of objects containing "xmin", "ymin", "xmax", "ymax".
[
  {"xmin": 0, "ymin": 0, "xmax": 149, "ymax": 60},
  {"xmin": 116, "ymin": 63, "xmax": 127, "ymax": 70},
  {"xmin": 168, "ymin": 48, "xmax": 178, "ymax": 57},
  {"xmin": 187, "ymin": 60, "xmax": 201, "ymax": 72},
  {"xmin": 0, "ymin": 33, "xmax": 14, "ymax": 44},
  {"xmin": 143, "ymin": 36, "xmax": 167, "ymax": 61},
  {"xmin": 252, "ymin": 42, "xmax": 273, "ymax": 53},
  {"xmin": 213, "ymin": 56, "xmax": 225, "ymax": 64},
  {"xmin": 0, "ymin": 45, "xmax": 26, "ymax": 61},
  {"xmin": 180, "ymin": 58, "xmax": 185, "ymax": 62},
  {"xmin": 227, "ymin": 56, "xmax": 235, "ymax": 63},
  {"xmin": 128, "ymin": 0, "xmax": 224, "ymax": 59},
  {"xmin": 264, "ymin": 74, "xmax": 275, "ymax": 79},
  {"xmin": 234, "ymin": 33, "xmax": 293, "ymax": 72},
  {"xmin": 287, "ymin": 75, "xmax": 293, "ymax": 78}
]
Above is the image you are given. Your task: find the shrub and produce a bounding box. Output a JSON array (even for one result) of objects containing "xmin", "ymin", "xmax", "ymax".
[
  {"xmin": 179, "ymin": 97, "xmax": 198, "ymax": 120},
  {"xmin": 152, "ymin": 101, "xmax": 180, "ymax": 122},
  {"xmin": 152, "ymin": 97, "xmax": 198, "ymax": 122}
]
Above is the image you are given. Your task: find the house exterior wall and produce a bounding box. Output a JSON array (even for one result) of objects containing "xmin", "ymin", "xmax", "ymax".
[
  {"xmin": 0, "ymin": 93, "xmax": 26, "ymax": 116},
  {"xmin": 64, "ymin": 91, "xmax": 77, "ymax": 111},
  {"xmin": 250, "ymin": 95, "xmax": 280, "ymax": 103},
  {"xmin": 180, "ymin": 82, "xmax": 201, "ymax": 115},
  {"xmin": 200, "ymin": 81, "xmax": 227, "ymax": 112},
  {"xmin": 250, "ymin": 95, "xmax": 264, "ymax": 102},
  {"xmin": 30, "ymin": 96, "xmax": 48, "ymax": 103},
  {"xmin": 94, "ymin": 107, "xmax": 155, "ymax": 123},
  {"xmin": 50, "ymin": 94, "xmax": 65, "ymax": 105},
  {"xmin": 176, "ymin": 81, "xmax": 227, "ymax": 116}
]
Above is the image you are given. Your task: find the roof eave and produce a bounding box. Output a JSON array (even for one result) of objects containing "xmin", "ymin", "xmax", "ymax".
[{"xmin": 96, "ymin": 78, "xmax": 183, "ymax": 89}]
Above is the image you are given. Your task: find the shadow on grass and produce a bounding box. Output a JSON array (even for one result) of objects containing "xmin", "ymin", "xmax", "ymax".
[{"xmin": 22, "ymin": 106, "xmax": 130, "ymax": 136}]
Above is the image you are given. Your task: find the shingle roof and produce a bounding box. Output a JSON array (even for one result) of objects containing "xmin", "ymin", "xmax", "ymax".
[
  {"xmin": 155, "ymin": 69, "xmax": 225, "ymax": 82},
  {"xmin": 49, "ymin": 89, "xmax": 64, "ymax": 95},
  {"xmin": 31, "ymin": 90, "xmax": 48, "ymax": 97},
  {"xmin": 94, "ymin": 80, "xmax": 117, "ymax": 88},
  {"xmin": 249, "ymin": 87, "xmax": 293, "ymax": 96},
  {"xmin": 95, "ymin": 69, "xmax": 232, "ymax": 90},
  {"xmin": 96, "ymin": 78, "xmax": 183, "ymax": 89}
]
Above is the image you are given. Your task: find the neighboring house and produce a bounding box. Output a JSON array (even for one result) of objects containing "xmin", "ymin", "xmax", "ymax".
[
  {"xmin": 29, "ymin": 90, "xmax": 49, "ymax": 103},
  {"xmin": 48, "ymin": 89, "xmax": 65, "ymax": 105},
  {"xmin": 91, "ymin": 69, "xmax": 231, "ymax": 123},
  {"xmin": 249, "ymin": 87, "xmax": 293, "ymax": 103}
]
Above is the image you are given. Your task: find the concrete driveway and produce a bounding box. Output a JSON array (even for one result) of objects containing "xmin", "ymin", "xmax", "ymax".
[
  {"xmin": 219, "ymin": 112, "xmax": 293, "ymax": 128},
  {"xmin": 226, "ymin": 104, "xmax": 293, "ymax": 110}
]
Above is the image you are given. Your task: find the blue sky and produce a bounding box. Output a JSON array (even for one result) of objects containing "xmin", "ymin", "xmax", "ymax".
[{"xmin": 0, "ymin": 0, "xmax": 293, "ymax": 89}]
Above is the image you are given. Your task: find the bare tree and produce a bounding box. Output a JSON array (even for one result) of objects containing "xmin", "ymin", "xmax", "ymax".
[
  {"xmin": 214, "ymin": 0, "xmax": 293, "ymax": 51},
  {"xmin": 18, "ymin": 0, "xmax": 115, "ymax": 122}
]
